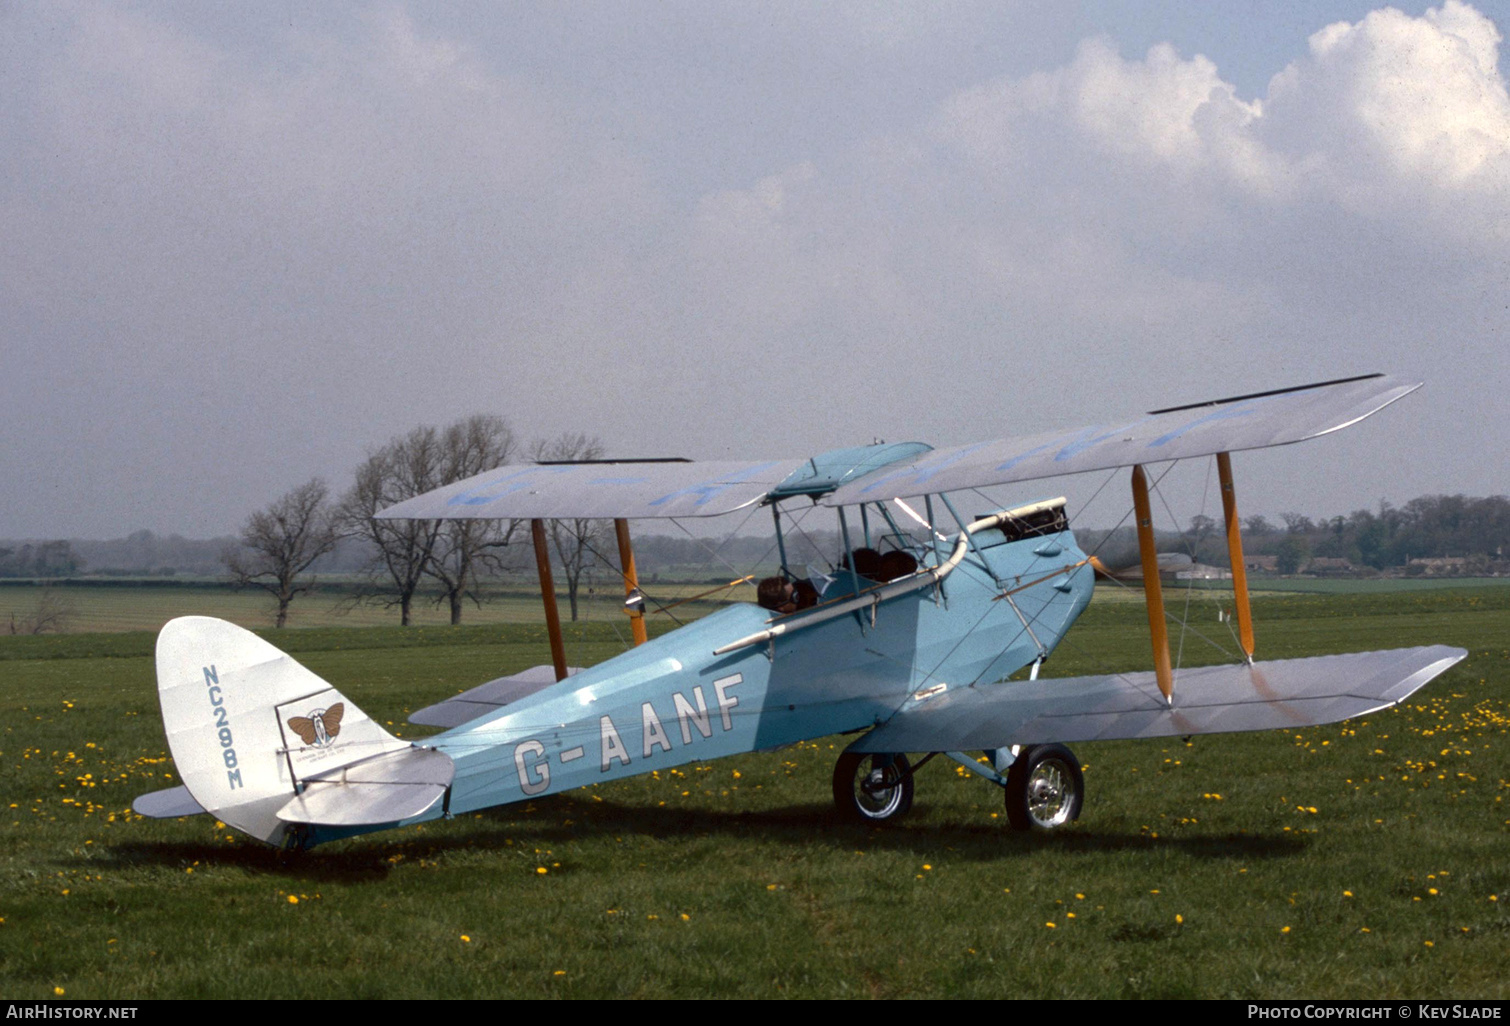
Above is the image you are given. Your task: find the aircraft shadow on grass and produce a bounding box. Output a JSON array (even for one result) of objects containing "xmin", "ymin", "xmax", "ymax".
[{"xmin": 94, "ymin": 790, "xmax": 1305, "ymax": 882}]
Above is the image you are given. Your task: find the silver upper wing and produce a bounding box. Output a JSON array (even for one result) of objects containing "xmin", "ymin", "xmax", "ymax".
[
  {"xmin": 376, "ymin": 459, "xmax": 807, "ymax": 521},
  {"xmin": 375, "ymin": 375, "xmax": 1417, "ymax": 521},
  {"xmin": 823, "ymin": 374, "xmax": 1419, "ymax": 505}
]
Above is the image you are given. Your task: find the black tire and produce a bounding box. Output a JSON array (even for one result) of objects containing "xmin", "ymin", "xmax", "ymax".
[
  {"xmin": 833, "ymin": 752, "xmax": 914, "ymax": 823},
  {"xmin": 1004, "ymin": 744, "xmax": 1083, "ymax": 831}
]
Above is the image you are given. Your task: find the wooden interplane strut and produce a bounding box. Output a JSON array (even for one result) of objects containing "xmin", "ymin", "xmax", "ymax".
[
  {"xmin": 1131, "ymin": 465, "xmax": 1174, "ymax": 704},
  {"xmin": 614, "ymin": 518, "xmax": 648, "ymax": 647},
  {"xmin": 531, "ymin": 519, "xmax": 569, "ymax": 681},
  {"xmin": 1217, "ymin": 452, "xmax": 1256, "ymax": 661}
]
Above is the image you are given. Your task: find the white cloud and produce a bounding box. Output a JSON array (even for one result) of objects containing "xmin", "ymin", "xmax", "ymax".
[
  {"xmin": 937, "ymin": 2, "xmax": 1510, "ymax": 227},
  {"xmin": 1262, "ymin": 0, "xmax": 1510, "ymax": 200},
  {"xmin": 1067, "ymin": 39, "xmax": 1259, "ymax": 168}
]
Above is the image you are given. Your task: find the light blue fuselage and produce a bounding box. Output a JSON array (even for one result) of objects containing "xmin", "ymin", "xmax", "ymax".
[{"xmin": 379, "ymin": 521, "xmax": 1093, "ymax": 831}]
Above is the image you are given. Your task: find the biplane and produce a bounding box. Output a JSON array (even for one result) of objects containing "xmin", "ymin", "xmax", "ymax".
[{"xmin": 135, "ymin": 373, "xmax": 1465, "ymax": 847}]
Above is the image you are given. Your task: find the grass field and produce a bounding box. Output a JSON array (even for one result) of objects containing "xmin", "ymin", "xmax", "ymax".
[
  {"xmin": 0, "ymin": 579, "xmax": 754, "ymax": 635},
  {"xmin": 1217, "ymin": 577, "xmax": 1510, "ymax": 595},
  {"xmin": 9, "ymin": 576, "xmax": 1504, "ymax": 635},
  {"xmin": 1, "ymin": 587, "xmax": 1507, "ymax": 998}
]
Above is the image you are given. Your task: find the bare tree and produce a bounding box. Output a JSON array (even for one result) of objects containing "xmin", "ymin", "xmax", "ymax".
[
  {"xmin": 1185, "ymin": 513, "xmax": 1218, "ymax": 561},
  {"xmin": 340, "ymin": 427, "xmax": 445, "ymax": 626},
  {"xmin": 1280, "ymin": 511, "xmax": 1315, "ymax": 535},
  {"xmin": 224, "ymin": 479, "xmax": 339, "ymax": 628},
  {"xmin": 8, "ymin": 585, "xmax": 74, "ymax": 635},
  {"xmin": 530, "ymin": 432, "xmax": 605, "ymax": 622},
  {"xmin": 427, "ymin": 415, "xmax": 519, "ymax": 624}
]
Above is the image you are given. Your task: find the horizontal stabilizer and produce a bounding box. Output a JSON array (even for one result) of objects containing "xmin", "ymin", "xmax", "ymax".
[
  {"xmin": 850, "ymin": 646, "xmax": 1466, "ymax": 752},
  {"xmin": 132, "ymin": 785, "xmax": 206, "ymax": 819},
  {"xmin": 277, "ymin": 745, "xmax": 455, "ymax": 827},
  {"xmin": 408, "ymin": 665, "xmax": 580, "ymax": 728}
]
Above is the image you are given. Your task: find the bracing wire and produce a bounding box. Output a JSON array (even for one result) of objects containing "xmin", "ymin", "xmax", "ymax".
[{"xmin": 1146, "ymin": 463, "xmax": 1241, "ymax": 664}]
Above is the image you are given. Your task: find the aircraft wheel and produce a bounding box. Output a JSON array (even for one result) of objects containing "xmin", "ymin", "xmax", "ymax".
[
  {"xmin": 1004, "ymin": 744, "xmax": 1083, "ymax": 831},
  {"xmin": 833, "ymin": 752, "xmax": 914, "ymax": 823}
]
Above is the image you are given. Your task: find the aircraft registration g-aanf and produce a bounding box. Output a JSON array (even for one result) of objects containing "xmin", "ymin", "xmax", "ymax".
[{"xmin": 135, "ymin": 374, "xmax": 1465, "ymax": 848}]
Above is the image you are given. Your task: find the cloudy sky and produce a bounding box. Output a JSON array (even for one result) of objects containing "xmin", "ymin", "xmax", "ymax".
[{"xmin": 3, "ymin": 1, "xmax": 1507, "ymax": 539}]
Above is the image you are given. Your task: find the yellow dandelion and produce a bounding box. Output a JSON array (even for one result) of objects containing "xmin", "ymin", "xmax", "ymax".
[
  {"xmin": 460, "ymin": 934, "xmax": 471, "ymax": 943},
  {"xmin": 536, "ymin": 867, "xmax": 548, "ymax": 875},
  {"xmin": 553, "ymin": 970, "xmax": 565, "ymax": 976},
  {"xmin": 54, "ymin": 987, "xmax": 64, "ymax": 997},
  {"xmin": 1424, "ymin": 941, "xmax": 1434, "ymax": 948},
  {"xmin": 1176, "ymin": 914, "xmax": 1184, "ymax": 924},
  {"xmin": 1281, "ymin": 926, "xmax": 1290, "ymax": 934},
  {"xmin": 680, "ymin": 913, "xmax": 690, "ymax": 921},
  {"xmin": 1045, "ymin": 922, "xmax": 1056, "ymax": 928},
  {"xmin": 287, "ymin": 895, "xmax": 298, "ymax": 904}
]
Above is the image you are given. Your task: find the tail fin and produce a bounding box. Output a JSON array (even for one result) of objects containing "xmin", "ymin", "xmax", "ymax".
[{"xmin": 152, "ymin": 617, "xmax": 451, "ymax": 845}]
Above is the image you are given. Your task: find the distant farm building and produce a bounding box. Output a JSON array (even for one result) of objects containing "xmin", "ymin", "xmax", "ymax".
[
  {"xmin": 1101, "ymin": 552, "xmax": 1232, "ymax": 583},
  {"xmin": 1408, "ymin": 556, "xmax": 1468, "ymax": 575}
]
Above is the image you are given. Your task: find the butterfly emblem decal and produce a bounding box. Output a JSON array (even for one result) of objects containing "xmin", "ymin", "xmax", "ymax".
[{"xmin": 287, "ymin": 703, "xmax": 345, "ymax": 748}]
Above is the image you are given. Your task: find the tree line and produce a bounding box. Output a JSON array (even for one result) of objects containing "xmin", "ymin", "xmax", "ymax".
[
  {"xmin": 1076, "ymin": 494, "xmax": 1510, "ymax": 576},
  {"xmin": 1242, "ymin": 495, "xmax": 1510, "ymax": 573},
  {"xmin": 0, "ymin": 541, "xmax": 82, "ymax": 578}
]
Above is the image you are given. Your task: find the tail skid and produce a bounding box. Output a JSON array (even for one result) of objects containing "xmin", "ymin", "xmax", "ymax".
[{"xmin": 148, "ymin": 617, "xmax": 453, "ymax": 845}]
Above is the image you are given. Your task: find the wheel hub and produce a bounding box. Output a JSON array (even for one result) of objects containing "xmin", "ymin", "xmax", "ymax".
[
  {"xmin": 1026, "ymin": 759, "xmax": 1073, "ymax": 826},
  {"xmin": 855, "ymin": 760, "xmax": 904, "ymax": 817}
]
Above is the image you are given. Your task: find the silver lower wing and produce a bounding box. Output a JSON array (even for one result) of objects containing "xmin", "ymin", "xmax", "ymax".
[
  {"xmin": 408, "ymin": 665, "xmax": 580, "ymax": 728},
  {"xmin": 850, "ymin": 646, "xmax": 1466, "ymax": 752}
]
